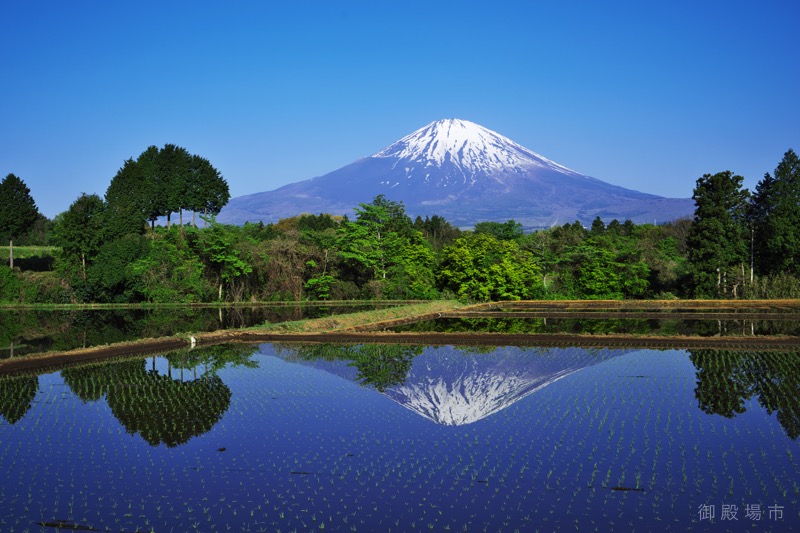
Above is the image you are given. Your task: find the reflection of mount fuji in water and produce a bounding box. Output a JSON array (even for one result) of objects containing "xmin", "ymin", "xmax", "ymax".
[{"xmin": 269, "ymin": 345, "xmax": 631, "ymax": 426}]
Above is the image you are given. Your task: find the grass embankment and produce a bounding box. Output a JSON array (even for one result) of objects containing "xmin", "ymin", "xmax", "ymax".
[
  {"xmin": 0, "ymin": 246, "xmax": 59, "ymax": 260},
  {"xmin": 469, "ymin": 299, "xmax": 800, "ymax": 310},
  {"xmin": 3, "ymin": 299, "xmax": 800, "ymax": 375},
  {"xmin": 0, "ymin": 299, "xmax": 420, "ymax": 310},
  {"xmin": 248, "ymin": 300, "xmax": 463, "ymax": 333},
  {"xmin": 0, "ymin": 301, "xmax": 463, "ymax": 374}
]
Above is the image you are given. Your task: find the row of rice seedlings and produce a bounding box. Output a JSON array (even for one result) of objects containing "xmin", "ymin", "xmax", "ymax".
[{"xmin": 7, "ymin": 344, "xmax": 798, "ymax": 530}]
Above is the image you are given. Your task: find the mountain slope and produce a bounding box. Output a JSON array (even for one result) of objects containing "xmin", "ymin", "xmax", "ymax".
[
  {"xmin": 270, "ymin": 344, "xmax": 631, "ymax": 426},
  {"xmin": 218, "ymin": 119, "xmax": 694, "ymax": 228}
]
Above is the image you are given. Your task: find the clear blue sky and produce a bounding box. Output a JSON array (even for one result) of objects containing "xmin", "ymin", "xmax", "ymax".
[{"xmin": 2, "ymin": 0, "xmax": 798, "ymax": 219}]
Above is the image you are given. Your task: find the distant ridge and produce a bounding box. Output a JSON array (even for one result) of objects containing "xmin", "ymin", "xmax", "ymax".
[{"xmin": 218, "ymin": 119, "xmax": 694, "ymax": 228}]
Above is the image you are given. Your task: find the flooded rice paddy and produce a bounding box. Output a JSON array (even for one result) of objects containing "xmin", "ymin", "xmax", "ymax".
[
  {"xmin": 0, "ymin": 304, "xmax": 390, "ymax": 359},
  {"xmin": 2, "ymin": 338, "xmax": 799, "ymax": 531}
]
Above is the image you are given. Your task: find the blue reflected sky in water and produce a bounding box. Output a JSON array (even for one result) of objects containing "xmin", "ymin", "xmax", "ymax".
[{"xmin": 1, "ymin": 346, "xmax": 798, "ymax": 531}]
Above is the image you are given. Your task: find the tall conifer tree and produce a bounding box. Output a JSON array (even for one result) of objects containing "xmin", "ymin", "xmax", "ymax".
[
  {"xmin": 751, "ymin": 149, "xmax": 800, "ymax": 276},
  {"xmin": 0, "ymin": 173, "xmax": 41, "ymax": 268},
  {"xmin": 687, "ymin": 171, "xmax": 749, "ymax": 298}
]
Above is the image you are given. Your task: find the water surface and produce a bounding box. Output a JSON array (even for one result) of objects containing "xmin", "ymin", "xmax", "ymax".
[{"xmin": 1, "ymin": 342, "xmax": 798, "ymax": 531}]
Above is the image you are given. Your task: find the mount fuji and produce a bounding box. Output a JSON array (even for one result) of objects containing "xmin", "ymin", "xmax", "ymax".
[
  {"xmin": 270, "ymin": 345, "xmax": 631, "ymax": 426},
  {"xmin": 218, "ymin": 119, "xmax": 694, "ymax": 228}
]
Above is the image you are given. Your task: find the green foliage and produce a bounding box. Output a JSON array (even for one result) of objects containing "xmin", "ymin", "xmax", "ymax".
[
  {"xmin": 0, "ymin": 173, "xmax": 41, "ymax": 268},
  {"xmin": 348, "ymin": 344, "xmax": 421, "ymax": 392},
  {"xmin": 0, "ymin": 173, "xmax": 40, "ymax": 243},
  {"xmin": 413, "ymin": 215, "xmax": 462, "ymax": 249},
  {"xmin": 384, "ymin": 233, "xmax": 438, "ymax": 299},
  {"xmin": 132, "ymin": 231, "xmax": 211, "ymax": 302},
  {"xmin": 474, "ymin": 219, "xmax": 523, "ymax": 241},
  {"xmin": 283, "ymin": 343, "xmax": 421, "ymax": 392},
  {"xmin": 751, "ymin": 149, "xmax": 800, "ymax": 277},
  {"xmin": 185, "ymin": 154, "xmax": 230, "ymax": 220},
  {"xmin": 743, "ymin": 272, "xmax": 800, "ymax": 299},
  {"xmin": 690, "ymin": 350, "xmax": 800, "ymax": 439},
  {"xmin": 0, "ymin": 265, "xmax": 20, "ymax": 302},
  {"xmin": 15, "ymin": 271, "xmax": 72, "ymax": 304},
  {"xmin": 193, "ymin": 221, "xmax": 253, "ymax": 300},
  {"xmin": 0, "ymin": 267, "xmax": 67, "ymax": 304},
  {"xmin": 86, "ymin": 234, "xmax": 149, "ymax": 302},
  {"xmin": 0, "ymin": 375, "xmax": 38, "ymax": 424},
  {"xmin": 104, "ymin": 158, "xmax": 149, "ymax": 239},
  {"xmin": 687, "ymin": 171, "xmax": 750, "ymax": 298},
  {"xmin": 566, "ymin": 244, "xmax": 633, "ymax": 299},
  {"xmin": 304, "ymin": 274, "xmax": 336, "ymax": 300},
  {"xmin": 61, "ymin": 353, "xmax": 235, "ymax": 447},
  {"xmin": 337, "ymin": 196, "xmax": 421, "ymax": 286},
  {"xmin": 437, "ymin": 233, "xmax": 542, "ymax": 301},
  {"xmin": 104, "ymin": 145, "xmax": 229, "ymax": 234},
  {"xmin": 10, "ymin": 162, "xmax": 800, "ymax": 303},
  {"xmin": 52, "ymin": 193, "xmax": 105, "ymax": 279}
]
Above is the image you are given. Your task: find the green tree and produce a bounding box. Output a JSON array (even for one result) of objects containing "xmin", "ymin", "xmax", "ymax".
[
  {"xmin": 437, "ymin": 233, "xmax": 542, "ymax": 301},
  {"xmin": 590, "ymin": 216, "xmax": 606, "ymax": 235},
  {"xmin": 52, "ymin": 193, "xmax": 105, "ymax": 279},
  {"xmin": 562, "ymin": 241, "xmax": 650, "ymax": 300},
  {"xmin": 0, "ymin": 173, "xmax": 41, "ymax": 268},
  {"xmin": 135, "ymin": 145, "xmax": 169, "ymax": 229},
  {"xmin": 186, "ymin": 155, "xmax": 230, "ymax": 227},
  {"xmin": 105, "ymin": 146, "xmax": 229, "ymax": 234},
  {"xmin": 158, "ymin": 144, "xmax": 191, "ymax": 228},
  {"xmin": 0, "ymin": 375, "xmax": 38, "ymax": 424},
  {"xmin": 132, "ymin": 232, "xmax": 210, "ymax": 302},
  {"xmin": 413, "ymin": 214, "xmax": 461, "ymax": 249},
  {"xmin": 474, "ymin": 219, "xmax": 523, "ymax": 241},
  {"xmin": 104, "ymin": 158, "xmax": 149, "ymax": 239},
  {"xmin": 193, "ymin": 222, "xmax": 253, "ymax": 301},
  {"xmin": 690, "ymin": 350, "xmax": 800, "ymax": 440},
  {"xmin": 751, "ymin": 149, "xmax": 800, "ymax": 277},
  {"xmin": 86, "ymin": 233, "xmax": 149, "ymax": 302},
  {"xmin": 61, "ymin": 355, "xmax": 233, "ymax": 447},
  {"xmin": 348, "ymin": 344, "xmax": 420, "ymax": 392},
  {"xmin": 337, "ymin": 196, "xmax": 409, "ymax": 282},
  {"xmin": 687, "ymin": 171, "xmax": 750, "ymax": 298},
  {"xmin": 385, "ymin": 231, "xmax": 438, "ymax": 299}
]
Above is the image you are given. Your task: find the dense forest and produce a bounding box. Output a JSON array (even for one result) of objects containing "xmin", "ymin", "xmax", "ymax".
[{"xmin": 2, "ymin": 147, "xmax": 799, "ymax": 304}]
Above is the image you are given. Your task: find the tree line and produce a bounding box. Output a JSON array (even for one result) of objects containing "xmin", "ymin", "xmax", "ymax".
[
  {"xmin": 688, "ymin": 149, "xmax": 800, "ymax": 298},
  {"xmin": 2, "ymin": 147, "xmax": 799, "ymax": 303}
]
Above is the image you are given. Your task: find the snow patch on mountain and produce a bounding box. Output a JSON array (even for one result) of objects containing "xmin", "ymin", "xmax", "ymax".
[
  {"xmin": 374, "ymin": 118, "xmax": 581, "ymax": 178},
  {"xmin": 380, "ymin": 346, "xmax": 631, "ymax": 426},
  {"xmin": 385, "ymin": 366, "xmax": 578, "ymax": 426}
]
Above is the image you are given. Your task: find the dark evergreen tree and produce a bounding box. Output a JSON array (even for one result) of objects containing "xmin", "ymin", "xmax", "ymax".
[
  {"xmin": 158, "ymin": 144, "xmax": 192, "ymax": 228},
  {"xmin": 413, "ymin": 214, "xmax": 461, "ymax": 249},
  {"xmin": 105, "ymin": 146, "xmax": 229, "ymax": 233},
  {"xmin": 751, "ymin": 149, "xmax": 800, "ymax": 276},
  {"xmin": 474, "ymin": 219, "xmax": 524, "ymax": 240},
  {"xmin": 136, "ymin": 145, "xmax": 168, "ymax": 229},
  {"xmin": 186, "ymin": 154, "xmax": 229, "ymax": 226},
  {"xmin": 687, "ymin": 171, "xmax": 750, "ymax": 298},
  {"xmin": 0, "ymin": 173, "xmax": 41, "ymax": 268},
  {"xmin": 590, "ymin": 216, "xmax": 606, "ymax": 235},
  {"xmin": 104, "ymin": 158, "xmax": 149, "ymax": 239}
]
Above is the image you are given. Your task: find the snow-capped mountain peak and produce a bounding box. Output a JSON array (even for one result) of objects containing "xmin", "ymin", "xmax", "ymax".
[
  {"xmin": 217, "ymin": 118, "xmax": 695, "ymax": 229},
  {"xmin": 373, "ymin": 118, "xmax": 579, "ymax": 177}
]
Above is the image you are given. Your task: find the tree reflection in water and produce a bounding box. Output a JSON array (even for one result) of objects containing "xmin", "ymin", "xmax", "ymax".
[
  {"xmin": 59, "ymin": 344, "xmax": 256, "ymax": 447},
  {"xmin": 0, "ymin": 375, "xmax": 38, "ymax": 424},
  {"xmin": 279, "ymin": 343, "xmax": 422, "ymax": 392},
  {"xmin": 690, "ymin": 350, "xmax": 800, "ymax": 439}
]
